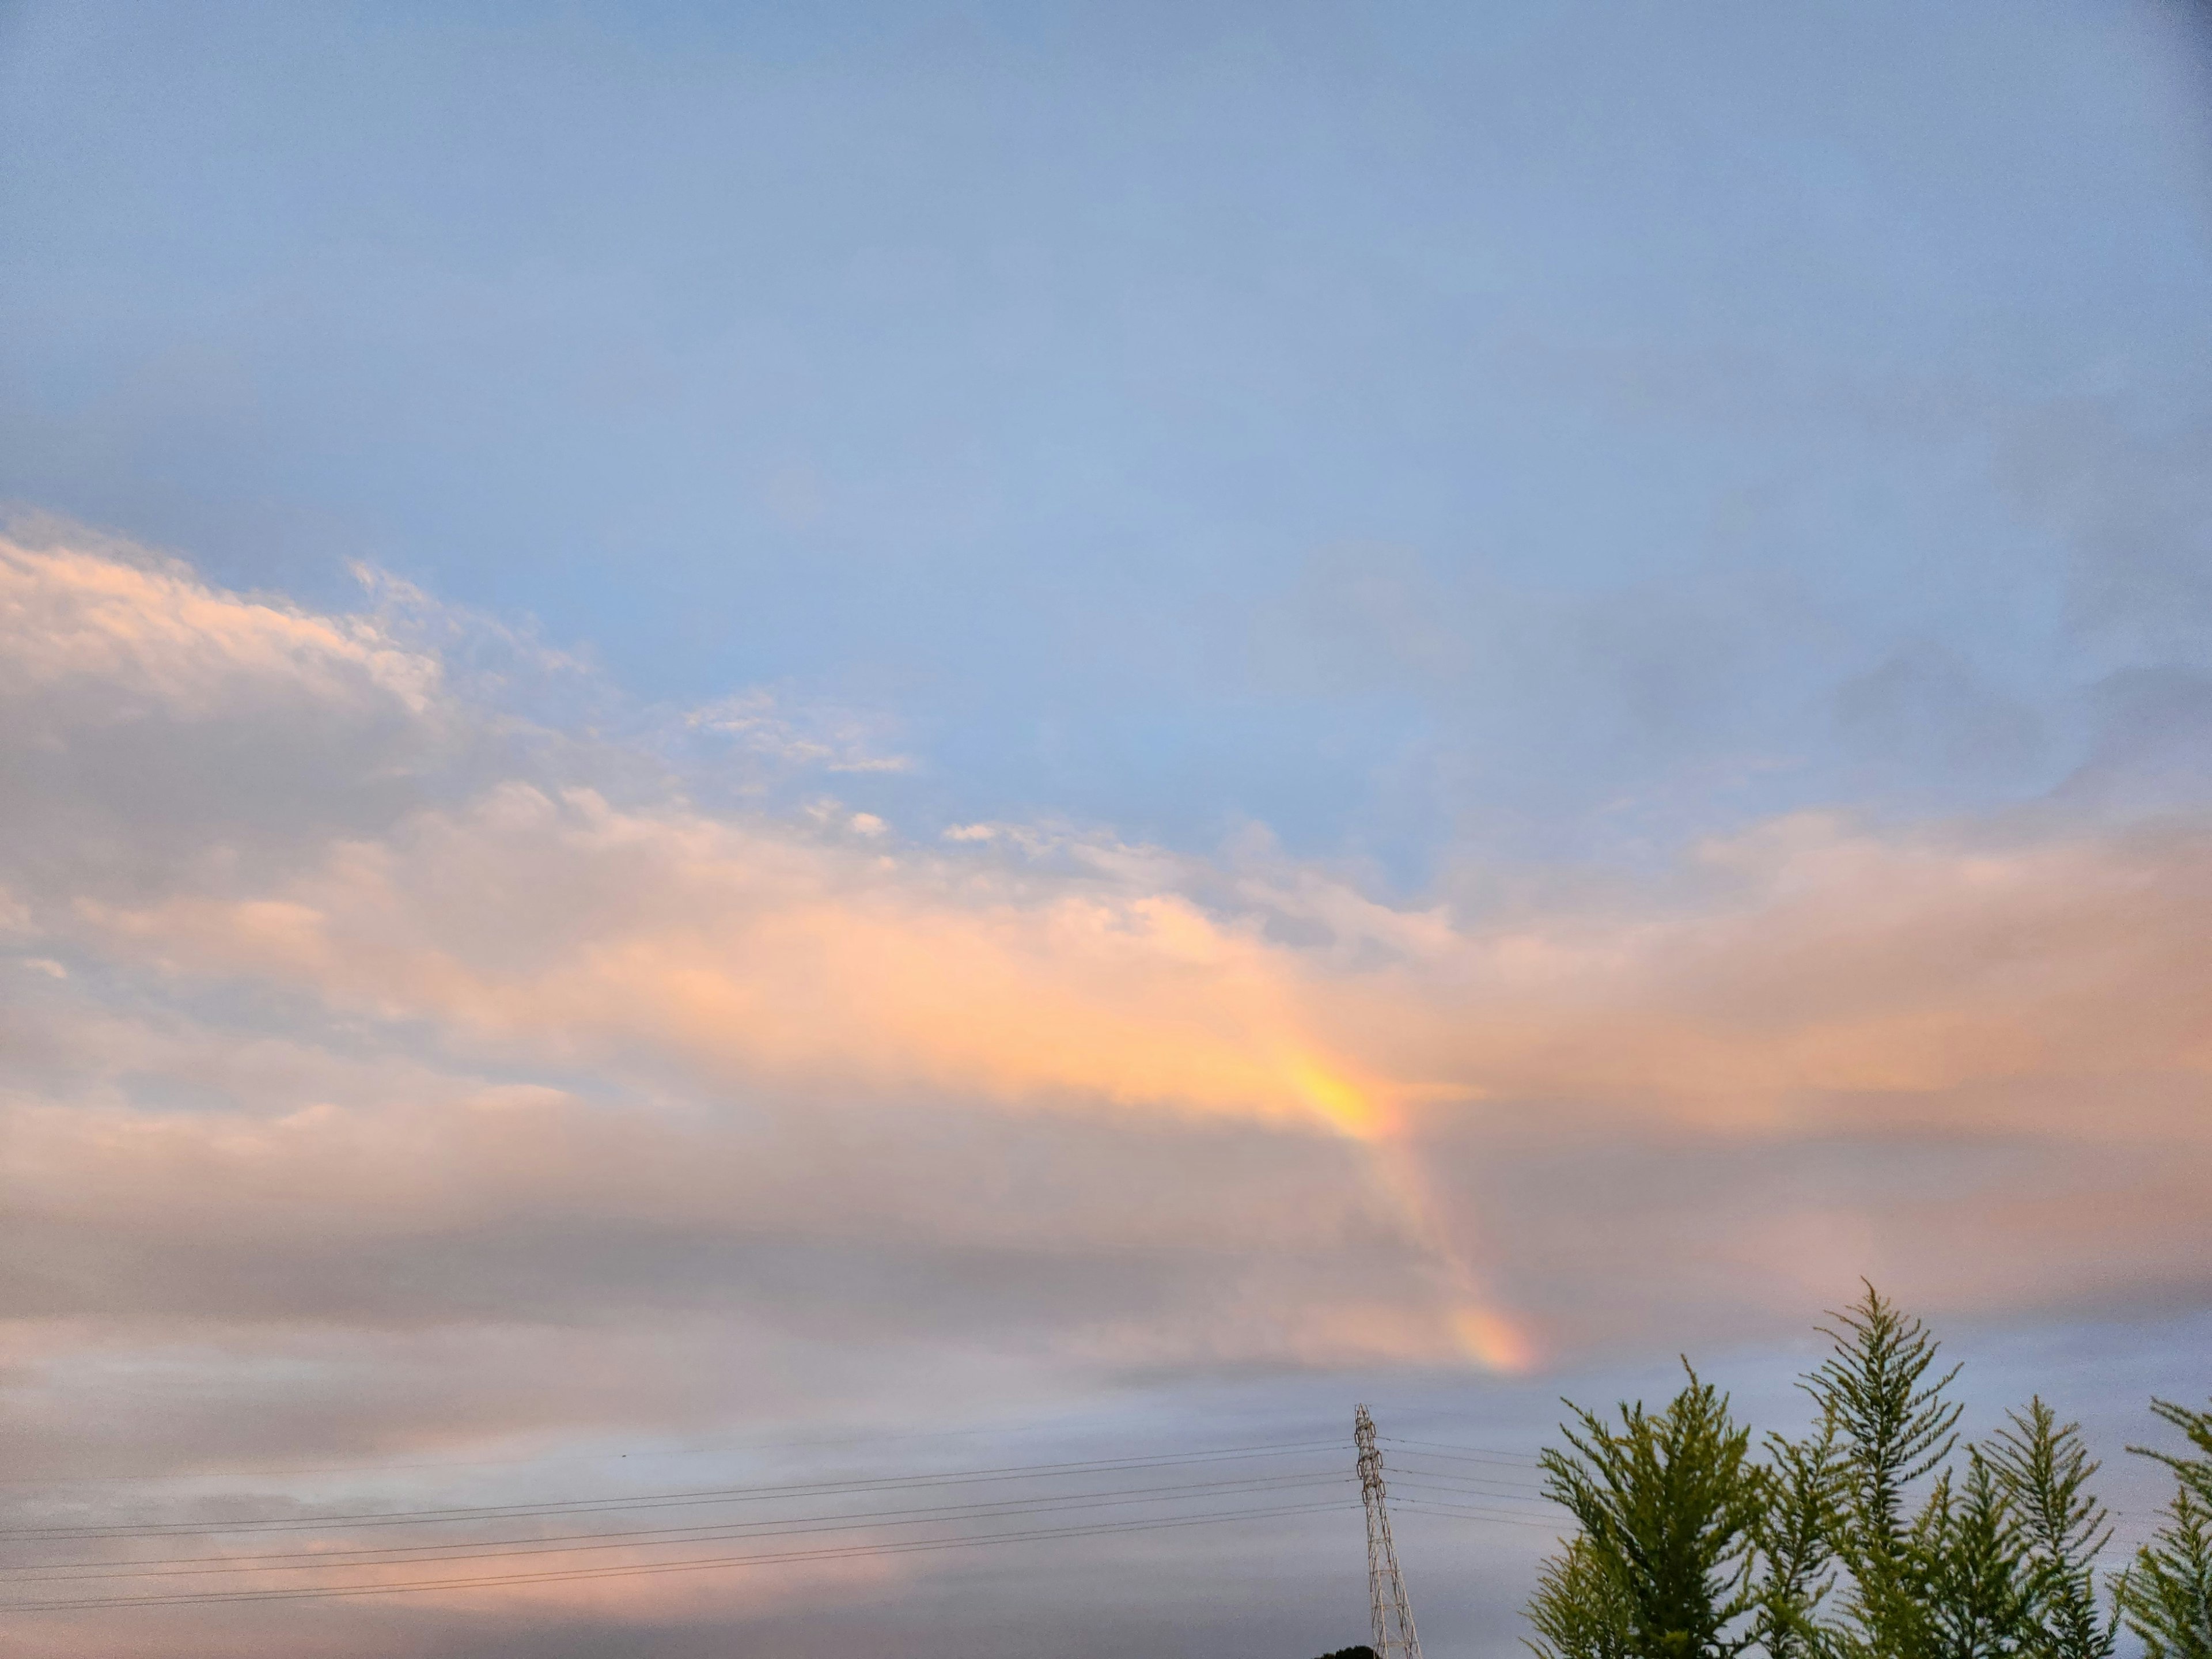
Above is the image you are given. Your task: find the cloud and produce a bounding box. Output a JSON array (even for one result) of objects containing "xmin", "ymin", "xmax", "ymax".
[
  {"xmin": 0, "ymin": 529, "xmax": 441, "ymax": 719},
  {"xmin": 0, "ymin": 528, "xmax": 464, "ymax": 904},
  {"xmin": 3, "ymin": 526, "xmax": 2212, "ymax": 1631},
  {"xmin": 60, "ymin": 784, "xmax": 2212, "ymax": 1370},
  {"xmin": 684, "ymin": 688, "xmax": 914, "ymax": 775}
]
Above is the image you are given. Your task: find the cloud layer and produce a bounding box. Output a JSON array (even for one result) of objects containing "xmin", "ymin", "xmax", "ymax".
[{"xmin": 3, "ymin": 527, "xmax": 2210, "ymax": 1650}]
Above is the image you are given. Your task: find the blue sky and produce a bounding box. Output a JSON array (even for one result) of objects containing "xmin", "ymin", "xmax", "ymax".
[
  {"xmin": 3, "ymin": 3, "xmax": 2211, "ymax": 1656},
  {"xmin": 10, "ymin": 0, "xmax": 2210, "ymax": 873}
]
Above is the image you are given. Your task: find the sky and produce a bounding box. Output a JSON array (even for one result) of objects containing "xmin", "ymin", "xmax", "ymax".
[{"xmin": 2, "ymin": 1, "xmax": 2211, "ymax": 1653}]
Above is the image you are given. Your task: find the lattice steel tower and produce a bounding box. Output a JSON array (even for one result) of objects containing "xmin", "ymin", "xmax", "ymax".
[{"xmin": 1355, "ymin": 1404, "xmax": 1423, "ymax": 1659}]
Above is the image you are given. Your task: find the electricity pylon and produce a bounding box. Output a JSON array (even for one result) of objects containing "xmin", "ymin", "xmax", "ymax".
[{"xmin": 1355, "ymin": 1404, "xmax": 1422, "ymax": 1659}]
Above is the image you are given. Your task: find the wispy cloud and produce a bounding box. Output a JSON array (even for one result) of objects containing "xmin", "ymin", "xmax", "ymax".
[{"xmin": 684, "ymin": 687, "xmax": 915, "ymax": 774}]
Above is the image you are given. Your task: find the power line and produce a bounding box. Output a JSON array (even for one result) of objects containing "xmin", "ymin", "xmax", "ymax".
[
  {"xmin": 1385, "ymin": 1478, "xmax": 1556, "ymax": 1511},
  {"xmin": 5, "ymin": 1470, "xmax": 1355, "ymax": 1581},
  {"xmin": 2, "ymin": 1438, "xmax": 1344, "ymax": 1543},
  {"xmin": 0, "ymin": 1408, "xmax": 1347, "ymax": 1488},
  {"xmin": 3, "ymin": 1497, "xmax": 1358, "ymax": 1613},
  {"xmin": 1370, "ymin": 1456, "xmax": 1547, "ymax": 1498},
  {"xmin": 1378, "ymin": 1436, "xmax": 1544, "ymax": 1467},
  {"xmin": 1366, "ymin": 1410, "xmax": 1544, "ymax": 1450},
  {"xmin": 1394, "ymin": 1498, "xmax": 1566, "ymax": 1533},
  {"xmin": 1376, "ymin": 1459, "xmax": 1547, "ymax": 1489},
  {"xmin": 1379, "ymin": 1475, "xmax": 1552, "ymax": 1508},
  {"xmin": 1, "ymin": 1411, "xmax": 1563, "ymax": 1620}
]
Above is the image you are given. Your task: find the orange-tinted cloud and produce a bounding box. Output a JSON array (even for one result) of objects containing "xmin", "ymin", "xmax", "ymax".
[{"xmin": 10, "ymin": 531, "xmax": 2212, "ymax": 1382}]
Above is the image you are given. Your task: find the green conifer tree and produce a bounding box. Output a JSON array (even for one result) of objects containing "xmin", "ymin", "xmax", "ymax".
[
  {"xmin": 1527, "ymin": 1535, "xmax": 1635, "ymax": 1659},
  {"xmin": 1532, "ymin": 1362, "xmax": 1768, "ymax": 1659},
  {"xmin": 1801, "ymin": 1285, "xmax": 1964, "ymax": 1659},
  {"xmin": 1988, "ymin": 1398, "xmax": 2117, "ymax": 1659},
  {"xmin": 2116, "ymin": 1398, "xmax": 2212, "ymax": 1659},
  {"xmin": 1519, "ymin": 1291, "xmax": 2134, "ymax": 1659},
  {"xmin": 1909, "ymin": 1448, "xmax": 2036, "ymax": 1658},
  {"xmin": 1752, "ymin": 1416, "xmax": 1844, "ymax": 1659}
]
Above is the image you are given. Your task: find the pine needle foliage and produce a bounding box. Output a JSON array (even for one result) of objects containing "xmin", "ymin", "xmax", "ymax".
[
  {"xmin": 1988, "ymin": 1399, "xmax": 2117, "ymax": 1659},
  {"xmin": 1527, "ymin": 1536, "xmax": 1635, "ymax": 1659},
  {"xmin": 1534, "ymin": 1362, "xmax": 1768, "ymax": 1659},
  {"xmin": 1908, "ymin": 1449, "xmax": 2036, "ymax": 1658},
  {"xmin": 2117, "ymin": 1399, "xmax": 2212, "ymax": 1659},
  {"xmin": 1802, "ymin": 1283, "xmax": 1967, "ymax": 1658},
  {"xmin": 1751, "ymin": 1418, "xmax": 1844, "ymax": 1659},
  {"xmin": 1806, "ymin": 1283, "xmax": 1963, "ymax": 1563},
  {"xmin": 1515, "ymin": 1289, "xmax": 2166, "ymax": 1659}
]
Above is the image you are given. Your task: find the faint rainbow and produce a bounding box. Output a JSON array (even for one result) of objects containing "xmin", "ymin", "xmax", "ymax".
[{"xmin": 1283, "ymin": 1055, "xmax": 1535, "ymax": 1373}]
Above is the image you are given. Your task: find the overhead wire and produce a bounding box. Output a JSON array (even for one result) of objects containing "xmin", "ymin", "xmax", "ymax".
[
  {"xmin": 1396, "ymin": 1497, "xmax": 1566, "ymax": 1533},
  {"xmin": 1379, "ymin": 1435, "xmax": 1546, "ymax": 1468},
  {"xmin": 2, "ymin": 1418, "xmax": 1548, "ymax": 1614},
  {"xmin": 0, "ymin": 1408, "xmax": 1352, "ymax": 1487},
  {"xmin": 1373, "ymin": 1453, "xmax": 1547, "ymax": 1493},
  {"xmin": 0, "ymin": 1438, "xmax": 1346, "ymax": 1543},
  {"xmin": 1381, "ymin": 1472, "xmax": 1551, "ymax": 1503},
  {"xmin": 1366, "ymin": 1411, "xmax": 1546, "ymax": 1454},
  {"xmin": 3, "ymin": 1496, "xmax": 1360, "ymax": 1613},
  {"xmin": 3, "ymin": 1469, "xmax": 1357, "ymax": 1582}
]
